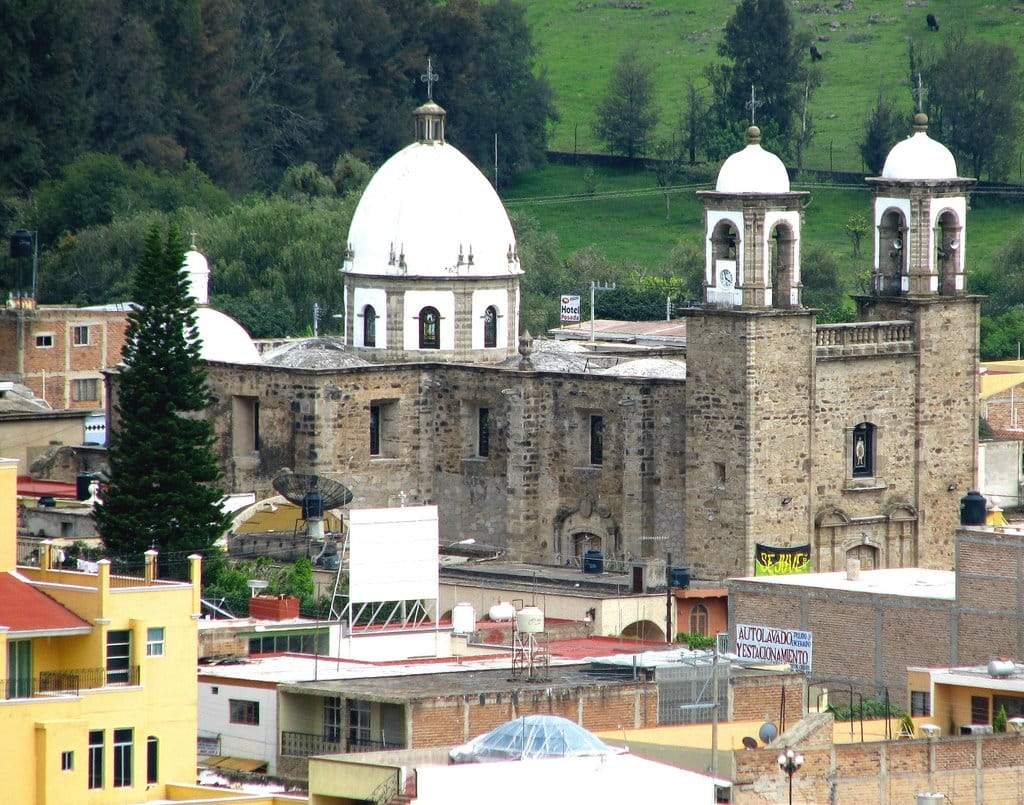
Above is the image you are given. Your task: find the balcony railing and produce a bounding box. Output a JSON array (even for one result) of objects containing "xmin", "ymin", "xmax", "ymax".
[
  {"xmin": 815, "ymin": 320, "xmax": 914, "ymax": 350},
  {"xmin": 280, "ymin": 730, "xmax": 341, "ymax": 758},
  {"xmin": 2, "ymin": 665, "xmax": 140, "ymax": 700},
  {"xmin": 198, "ymin": 731, "xmax": 222, "ymax": 757}
]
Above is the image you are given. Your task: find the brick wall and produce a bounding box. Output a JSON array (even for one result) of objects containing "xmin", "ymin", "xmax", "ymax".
[
  {"xmin": 734, "ymin": 731, "xmax": 1024, "ymax": 804},
  {"xmin": 731, "ymin": 671, "xmax": 806, "ymax": 723},
  {"xmin": 409, "ymin": 682, "xmax": 657, "ymax": 749}
]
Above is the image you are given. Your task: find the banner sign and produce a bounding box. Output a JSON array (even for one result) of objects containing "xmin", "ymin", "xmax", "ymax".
[
  {"xmin": 735, "ymin": 623, "xmax": 812, "ymax": 672},
  {"xmin": 754, "ymin": 543, "xmax": 811, "ymax": 576},
  {"xmin": 560, "ymin": 294, "xmax": 581, "ymax": 323}
]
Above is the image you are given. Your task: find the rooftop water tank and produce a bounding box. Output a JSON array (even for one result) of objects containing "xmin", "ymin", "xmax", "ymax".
[
  {"xmin": 988, "ymin": 658, "xmax": 1015, "ymax": 678},
  {"xmin": 516, "ymin": 606, "xmax": 545, "ymax": 634},
  {"xmin": 960, "ymin": 490, "xmax": 986, "ymax": 526},
  {"xmin": 452, "ymin": 602, "xmax": 476, "ymax": 635},
  {"xmin": 583, "ymin": 549, "xmax": 604, "ymax": 574},
  {"xmin": 488, "ymin": 601, "xmax": 515, "ymax": 622}
]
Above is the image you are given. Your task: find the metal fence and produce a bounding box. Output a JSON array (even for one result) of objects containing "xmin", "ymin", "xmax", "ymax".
[
  {"xmin": 3, "ymin": 665, "xmax": 140, "ymax": 699},
  {"xmin": 280, "ymin": 730, "xmax": 341, "ymax": 758},
  {"xmin": 656, "ymin": 661, "xmax": 729, "ymax": 725},
  {"xmin": 197, "ymin": 731, "xmax": 222, "ymax": 757}
]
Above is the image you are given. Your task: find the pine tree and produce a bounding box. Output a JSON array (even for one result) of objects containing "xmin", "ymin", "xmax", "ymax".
[
  {"xmin": 95, "ymin": 226, "xmax": 231, "ymax": 566},
  {"xmin": 860, "ymin": 84, "xmax": 905, "ymax": 176},
  {"xmin": 593, "ymin": 49, "xmax": 659, "ymax": 159}
]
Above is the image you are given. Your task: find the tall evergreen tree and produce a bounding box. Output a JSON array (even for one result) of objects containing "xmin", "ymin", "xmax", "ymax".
[
  {"xmin": 860, "ymin": 85, "xmax": 905, "ymax": 175},
  {"xmin": 95, "ymin": 226, "xmax": 231, "ymax": 562},
  {"xmin": 593, "ymin": 49, "xmax": 659, "ymax": 159}
]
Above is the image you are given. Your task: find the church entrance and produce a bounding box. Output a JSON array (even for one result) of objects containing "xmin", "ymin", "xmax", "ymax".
[
  {"xmin": 572, "ymin": 532, "xmax": 602, "ymax": 558},
  {"xmin": 847, "ymin": 544, "xmax": 878, "ymax": 570}
]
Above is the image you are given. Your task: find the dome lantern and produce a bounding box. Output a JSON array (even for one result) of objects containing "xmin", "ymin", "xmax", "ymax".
[{"xmin": 414, "ymin": 58, "xmax": 445, "ymax": 144}]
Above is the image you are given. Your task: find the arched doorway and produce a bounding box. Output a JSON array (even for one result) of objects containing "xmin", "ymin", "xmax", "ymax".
[
  {"xmin": 847, "ymin": 543, "xmax": 878, "ymax": 570},
  {"xmin": 622, "ymin": 620, "xmax": 665, "ymax": 642},
  {"xmin": 689, "ymin": 604, "xmax": 709, "ymax": 637},
  {"xmin": 572, "ymin": 532, "xmax": 602, "ymax": 558}
]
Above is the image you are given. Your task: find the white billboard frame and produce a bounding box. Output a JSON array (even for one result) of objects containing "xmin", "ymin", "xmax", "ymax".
[
  {"xmin": 734, "ymin": 623, "xmax": 812, "ymax": 673},
  {"xmin": 348, "ymin": 505, "xmax": 440, "ymax": 605}
]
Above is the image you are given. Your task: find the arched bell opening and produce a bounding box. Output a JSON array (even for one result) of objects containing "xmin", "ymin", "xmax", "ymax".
[
  {"xmin": 708, "ymin": 220, "xmax": 740, "ymax": 303},
  {"xmin": 769, "ymin": 222, "xmax": 798, "ymax": 308},
  {"xmin": 934, "ymin": 209, "xmax": 961, "ymax": 296},
  {"xmin": 877, "ymin": 208, "xmax": 907, "ymax": 295}
]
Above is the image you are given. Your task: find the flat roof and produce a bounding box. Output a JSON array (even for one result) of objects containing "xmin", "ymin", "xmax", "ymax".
[
  {"xmin": 283, "ymin": 664, "xmax": 642, "ymax": 702},
  {"xmin": 732, "ymin": 567, "xmax": 956, "ymax": 600},
  {"xmin": 916, "ymin": 664, "xmax": 1024, "ymax": 694}
]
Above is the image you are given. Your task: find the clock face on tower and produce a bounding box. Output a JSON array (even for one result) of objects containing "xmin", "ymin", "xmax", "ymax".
[{"xmin": 719, "ymin": 268, "xmax": 734, "ymax": 289}]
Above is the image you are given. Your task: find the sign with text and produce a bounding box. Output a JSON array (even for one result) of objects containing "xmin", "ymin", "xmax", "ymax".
[
  {"xmin": 735, "ymin": 623, "xmax": 812, "ymax": 673},
  {"xmin": 754, "ymin": 543, "xmax": 811, "ymax": 576},
  {"xmin": 560, "ymin": 294, "xmax": 581, "ymax": 323}
]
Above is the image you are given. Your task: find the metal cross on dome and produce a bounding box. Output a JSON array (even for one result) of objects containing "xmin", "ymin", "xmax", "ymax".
[
  {"xmin": 421, "ymin": 57, "xmax": 439, "ymax": 101},
  {"xmin": 745, "ymin": 84, "xmax": 764, "ymax": 126},
  {"xmin": 914, "ymin": 72, "xmax": 927, "ymax": 114}
]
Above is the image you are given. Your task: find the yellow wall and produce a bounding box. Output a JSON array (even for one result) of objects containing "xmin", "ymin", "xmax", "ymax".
[
  {"xmin": 908, "ymin": 670, "xmax": 1024, "ymax": 735},
  {"xmin": 0, "ymin": 551, "xmax": 201, "ymax": 803},
  {"xmin": 308, "ymin": 757, "xmax": 399, "ymax": 804},
  {"xmin": 0, "ymin": 459, "xmax": 17, "ymax": 571}
]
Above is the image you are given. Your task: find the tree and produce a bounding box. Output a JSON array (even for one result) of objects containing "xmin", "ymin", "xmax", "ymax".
[
  {"xmin": 860, "ymin": 85, "xmax": 905, "ymax": 175},
  {"xmin": 801, "ymin": 244, "xmax": 848, "ymax": 320},
  {"xmin": 332, "ymin": 153, "xmax": 372, "ymax": 196},
  {"xmin": 923, "ymin": 35, "xmax": 1022, "ymax": 179},
  {"xmin": 705, "ymin": 0, "xmax": 813, "ymax": 159},
  {"xmin": 95, "ymin": 226, "xmax": 231, "ymax": 561},
  {"xmin": 649, "ymin": 139, "xmax": 686, "ymax": 220},
  {"xmin": 594, "ymin": 49, "xmax": 659, "ymax": 159},
  {"xmin": 995, "ymin": 704, "xmax": 1008, "ymax": 733},
  {"xmin": 844, "ymin": 214, "xmax": 869, "ymax": 259},
  {"xmin": 681, "ymin": 81, "xmax": 708, "ymax": 165}
]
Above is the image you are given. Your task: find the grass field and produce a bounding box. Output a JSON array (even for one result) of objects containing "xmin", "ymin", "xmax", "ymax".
[
  {"xmin": 522, "ymin": 0, "xmax": 1024, "ymax": 172},
  {"xmin": 503, "ymin": 162, "xmax": 1024, "ymax": 290}
]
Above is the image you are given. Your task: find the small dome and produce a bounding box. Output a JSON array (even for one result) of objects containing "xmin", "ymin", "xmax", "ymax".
[
  {"xmin": 345, "ymin": 141, "xmax": 520, "ymax": 278},
  {"xmin": 193, "ymin": 307, "xmax": 260, "ymax": 364},
  {"xmin": 881, "ymin": 116, "xmax": 958, "ymax": 181},
  {"xmin": 715, "ymin": 126, "xmax": 790, "ymax": 194},
  {"xmin": 449, "ymin": 716, "xmax": 621, "ymax": 764}
]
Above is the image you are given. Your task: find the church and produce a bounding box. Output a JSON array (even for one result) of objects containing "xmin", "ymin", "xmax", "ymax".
[{"xmin": 178, "ymin": 94, "xmax": 978, "ymax": 582}]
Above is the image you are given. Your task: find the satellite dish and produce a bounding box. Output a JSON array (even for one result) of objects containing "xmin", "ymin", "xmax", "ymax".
[
  {"xmin": 758, "ymin": 721, "xmax": 779, "ymax": 744},
  {"xmin": 272, "ymin": 469, "xmax": 353, "ymax": 542},
  {"xmin": 742, "ymin": 736, "xmax": 758, "ymax": 750}
]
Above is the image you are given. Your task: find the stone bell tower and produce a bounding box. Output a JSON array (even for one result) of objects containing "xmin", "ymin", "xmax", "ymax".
[{"xmin": 684, "ymin": 126, "xmax": 816, "ymax": 579}]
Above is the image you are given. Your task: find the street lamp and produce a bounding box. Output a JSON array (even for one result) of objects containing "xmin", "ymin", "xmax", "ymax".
[{"xmin": 777, "ymin": 747, "xmax": 804, "ymax": 805}]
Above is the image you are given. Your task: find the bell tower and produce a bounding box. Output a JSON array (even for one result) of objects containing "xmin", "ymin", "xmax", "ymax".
[{"xmin": 684, "ymin": 126, "xmax": 815, "ymax": 579}]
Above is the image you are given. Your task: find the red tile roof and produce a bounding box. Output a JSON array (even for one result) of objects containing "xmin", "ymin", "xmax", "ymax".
[
  {"xmin": 0, "ymin": 573, "xmax": 91, "ymax": 634},
  {"xmin": 17, "ymin": 476, "xmax": 79, "ymax": 499}
]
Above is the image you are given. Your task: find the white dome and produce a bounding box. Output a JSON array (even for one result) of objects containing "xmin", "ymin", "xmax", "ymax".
[
  {"xmin": 881, "ymin": 130, "xmax": 958, "ymax": 181},
  {"xmin": 193, "ymin": 307, "xmax": 260, "ymax": 364},
  {"xmin": 345, "ymin": 142, "xmax": 521, "ymax": 278},
  {"xmin": 184, "ymin": 249, "xmax": 210, "ymax": 305},
  {"xmin": 716, "ymin": 130, "xmax": 790, "ymax": 194}
]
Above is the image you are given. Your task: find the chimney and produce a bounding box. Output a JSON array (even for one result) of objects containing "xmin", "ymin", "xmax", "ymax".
[
  {"xmin": 249, "ymin": 594, "xmax": 300, "ymax": 621},
  {"xmin": 846, "ymin": 559, "xmax": 861, "ymax": 581}
]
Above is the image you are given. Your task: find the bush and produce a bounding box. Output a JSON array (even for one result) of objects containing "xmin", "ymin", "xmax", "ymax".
[
  {"xmin": 675, "ymin": 632, "xmax": 715, "ymax": 650},
  {"xmin": 829, "ymin": 697, "xmax": 903, "ymax": 722},
  {"xmin": 995, "ymin": 704, "xmax": 1008, "ymax": 733}
]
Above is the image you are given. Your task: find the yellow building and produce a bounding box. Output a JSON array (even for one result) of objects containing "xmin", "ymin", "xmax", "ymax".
[
  {"xmin": 0, "ymin": 458, "xmax": 304, "ymax": 805},
  {"xmin": 908, "ymin": 662, "xmax": 1024, "ymax": 736}
]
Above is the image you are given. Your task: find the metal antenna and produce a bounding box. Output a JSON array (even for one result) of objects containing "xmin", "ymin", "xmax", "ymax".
[
  {"xmin": 915, "ymin": 72, "xmax": 926, "ymax": 115},
  {"xmin": 745, "ymin": 84, "xmax": 764, "ymax": 126},
  {"xmin": 421, "ymin": 57, "xmax": 439, "ymax": 101}
]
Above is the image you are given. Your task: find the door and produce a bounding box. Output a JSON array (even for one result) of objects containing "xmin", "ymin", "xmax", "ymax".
[
  {"xmin": 7, "ymin": 639, "xmax": 32, "ymax": 698},
  {"xmin": 847, "ymin": 544, "xmax": 878, "ymax": 570}
]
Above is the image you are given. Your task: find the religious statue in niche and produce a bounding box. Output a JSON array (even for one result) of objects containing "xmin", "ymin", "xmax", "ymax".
[{"xmin": 852, "ymin": 422, "xmax": 875, "ymax": 478}]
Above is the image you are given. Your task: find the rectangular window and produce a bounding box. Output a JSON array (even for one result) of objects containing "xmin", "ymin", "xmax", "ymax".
[
  {"xmin": 106, "ymin": 629, "xmax": 131, "ymax": 684},
  {"xmin": 851, "ymin": 422, "xmax": 875, "ymax": 478},
  {"xmin": 146, "ymin": 627, "xmax": 164, "ymax": 657},
  {"xmin": 72, "ymin": 378, "xmax": 99, "ymax": 402},
  {"xmin": 73, "ymin": 325, "xmax": 90, "ymax": 346},
  {"xmin": 146, "ymin": 736, "xmax": 158, "ymax": 784},
  {"xmin": 113, "ymin": 728, "xmax": 132, "ymax": 788},
  {"xmin": 589, "ymin": 415, "xmax": 604, "ymax": 466},
  {"xmin": 910, "ymin": 690, "xmax": 931, "ymax": 717},
  {"xmin": 477, "ymin": 407, "xmax": 490, "ymax": 457},
  {"xmin": 88, "ymin": 731, "xmax": 103, "ymax": 789},
  {"xmin": 971, "ymin": 695, "xmax": 990, "ymax": 725},
  {"xmin": 61, "ymin": 751, "xmax": 74, "ymax": 771},
  {"xmin": 231, "ymin": 396, "xmax": 259, "ymax": 455},
  {"xmin": 35, "ymin": 333, "xmax": 53, "ymax": 348},
  {"xmin": 369, "ymin": 404, "xmax": 381, "ymax": 456},
  {"xmin": 348, "ymin": 699, "xmax": 371, "ymax": 746},
  {"xmin": 229, "ymin": 699, "xmax": 260, "ymax": 726},
  {"xmin": 324, "ymin": 696, "xmax": 343, "ymax": 743}
]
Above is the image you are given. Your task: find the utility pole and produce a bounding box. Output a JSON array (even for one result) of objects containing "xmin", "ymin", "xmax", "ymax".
[
  {"xmin": 665, "ymin": 296, "xmax": 673, "ymax": 322},
  {"xmin": 590, "ymin": 281, "xmax": 616, "ymax": 342},
  {"xmin": 665, "ymin": 551, "xmax": 673, "ymax": 645},
  {"xmin": 710, "ymin": 634, "xmax": 720, "ymax": 781},
  {"xmin": 313, "ymin": 302, "xmax": 321, "ymax": 337},
  {"xmin": 494, "ymin": 133, "xmax": 499, "ymax": 191}
]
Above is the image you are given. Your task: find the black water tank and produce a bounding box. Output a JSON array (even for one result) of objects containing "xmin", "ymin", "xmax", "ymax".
[
  {"xmin": 960, "ymin": 490, "xmax": 987, "ymax": 526},
  {"xmin": 76, "ymin": 473, "xmax": 95, "ymax": 501},
  {"xmin": 670, "ymin": 566, "xmax": 691, "ymax": 589},
  {"xmin": 9, "ymin": 230, "xmax": 33, "ymax": 259},
  {"xmin": 582, "ymin": 549, "xmax": 604, "ymax": 574}
]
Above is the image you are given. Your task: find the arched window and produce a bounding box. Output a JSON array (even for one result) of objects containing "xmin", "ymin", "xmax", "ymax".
[
  {"xmin": 483, "ymin": 305, "xmax": 498, "ymax": 348},
  {"xmin": 362, "ymin": 305, "xmax": 376, "ymax": 347},
  {"xmin": 935, "ymin": 210, "xmax": 961, "ymax": 296},
  {"xmin": 852, "ymin": 422, "xmax": 876, "ymax": 478},
  {"xmin": 689, "ymin": 603, "xmax": 709, "ymax": 637},
  {"xmin": 769, "ymin": 223, "xmax": 797, "ymax": 308},
  {"xmin": 418, "ymin": 306, "xmax": 440, "ymax": 349},
  {"xmin": 878, "ymin": 209, "xmax": 906, "ymax": 295}
]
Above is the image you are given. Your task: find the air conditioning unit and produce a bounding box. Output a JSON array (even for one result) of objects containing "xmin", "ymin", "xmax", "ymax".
[{"xmin": 959, "ymin": 724, "xmax": 993, "ymax": 735}]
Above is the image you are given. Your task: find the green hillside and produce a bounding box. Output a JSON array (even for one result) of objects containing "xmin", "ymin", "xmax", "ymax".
[{"xmin": 523, "ymin": 0, "xmax": 1024, "ymax": 172}]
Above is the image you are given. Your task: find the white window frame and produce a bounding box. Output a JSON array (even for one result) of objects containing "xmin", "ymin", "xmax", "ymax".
[
  {"xmin": 72, "ymin": 378, "xmax": 100, "ymax": 402},
  {"xmin": 146, "ymin": 627, "xmax": 165, "ymax": 657},
  {"xmin": 35, "ymin": 333, "xmax": 54, "ymax": 348},
  {"xmin": 72, "ymin": 325, "xmax": 91, "ymax": 346}
]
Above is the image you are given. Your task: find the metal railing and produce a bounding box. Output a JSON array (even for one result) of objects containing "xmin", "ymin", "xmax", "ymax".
[
  {"xmin": 198, "ymin": 731, "xmax": 222, "ymax": 756},
  {"xmin": 370, "ymin": 770, "xmax": 401, "ymax": 804},
  {"xmin": 280, "ymin": 731, "xmax": 341, "ymax": 758},
  {"xmin": 815, "ymin": 320, "xmax": 914, "ymax": 348},
  {"xmin": 2, "ymin": 665, "xmax": 140, "ymax": 699},
  {"xmin": 348, "ymin": 736, "xmax": 398, "ymax": 753}
]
